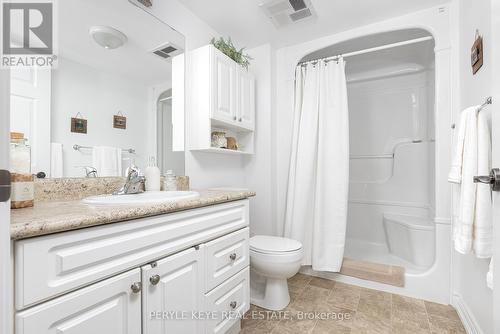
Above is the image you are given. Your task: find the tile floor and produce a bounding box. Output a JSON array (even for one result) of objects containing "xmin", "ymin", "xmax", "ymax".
[{"xmin": 241, "ymin": 273, "xmax": 466, "ymax": 334}]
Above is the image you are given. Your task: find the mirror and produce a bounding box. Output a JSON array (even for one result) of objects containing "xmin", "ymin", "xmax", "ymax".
[{"xmin": 9, "ymin": 0, "xmax": 186, "ymax": 178}]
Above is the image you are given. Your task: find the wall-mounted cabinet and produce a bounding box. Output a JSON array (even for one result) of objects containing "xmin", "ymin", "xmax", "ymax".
[{"xmin": 190, "ymin": 45, "xmax": 255, "ymax": 155}]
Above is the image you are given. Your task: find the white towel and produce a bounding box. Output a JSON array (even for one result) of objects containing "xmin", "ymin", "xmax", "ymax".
[
  {"xmin": 487, "ymin": 258, "xmax": 493, "ymax": 290},
  {"xmin": 448, "ymin": 106, "xmax": 474, "ymax": 183},
  {"xmin": 50, "ymin": 143, "xmax": 63, "ymax": 178},
  {"xmin": 474, "ymin": 110, "xmax": 492, "ymax": 257},
  {"xmin": 449, "ymin": 105, "xmax": 493, "ymax": 257},
  {"xmin": 452, "ymin": 107, "xmax": 478, "ymax": 253},
  {"xmin": 92, "ymin": 146, "xmax": 122, "ymax": 177}
]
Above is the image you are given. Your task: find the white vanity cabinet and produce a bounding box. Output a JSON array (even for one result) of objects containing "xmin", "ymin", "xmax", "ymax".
[
  {"xmin": 16, "ymin": 268, "xmax": 142, "ymax": 334},
  {"xmin": 190, "ymin": 45, "xmax": 255, "ymax": 155},
  {"xmin": 13, "ymin": 200, "xmax": 251, "ymax": 334},
  {"xmin": 142, "ymin": 246, "xmax": 204, "ymax": 334}
]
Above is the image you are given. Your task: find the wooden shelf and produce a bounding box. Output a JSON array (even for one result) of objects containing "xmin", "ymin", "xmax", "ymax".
[{"xmin": 191, "ymin": 147, "xmax": 253, "ymax": 155}]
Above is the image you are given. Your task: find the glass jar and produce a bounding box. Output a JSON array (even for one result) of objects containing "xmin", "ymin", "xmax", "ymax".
[
  {"xmin": 10, "ymin": 132, "xmax": 34, "ymax": 209},
  {"xmin": 10, "ymin": 133, "xmax": 31, "ymax": 174},
  {"xmin": 164, "ymin": 170, "xmax": 177, "ymax": 191}
]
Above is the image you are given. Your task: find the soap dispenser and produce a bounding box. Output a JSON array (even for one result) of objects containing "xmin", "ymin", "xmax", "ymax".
[{"xmin": 144, "ymin": 156, "xmax": 160, "ymax": 191}]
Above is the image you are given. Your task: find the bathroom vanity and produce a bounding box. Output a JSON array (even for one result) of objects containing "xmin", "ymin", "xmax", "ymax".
[{"xmin": 11, "ymin": 190, "xmax": 254, "ymax": 334}]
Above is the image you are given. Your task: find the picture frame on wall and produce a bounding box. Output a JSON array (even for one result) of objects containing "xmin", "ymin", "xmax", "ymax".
[
  {"xmin": 113, "ymin": 114, "xmax": 127, "ymax": 129},
  {"xmin": 471, "ymin": 30, "xmax": 483, "ymax": 75},
  {"xmin": 71, "ymin": 114, "xmax": 87, "ymax": 134}
]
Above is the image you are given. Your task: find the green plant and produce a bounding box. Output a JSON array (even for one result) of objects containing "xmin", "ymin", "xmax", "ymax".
[{"xmin": 211, "ymin": 37, "xmax": 252, "ymax": 69}]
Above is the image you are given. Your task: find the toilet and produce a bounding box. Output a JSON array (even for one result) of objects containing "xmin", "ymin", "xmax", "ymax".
[{"xmin": 249, "ymin": 235, "xmax": 303, "ymax": 310}]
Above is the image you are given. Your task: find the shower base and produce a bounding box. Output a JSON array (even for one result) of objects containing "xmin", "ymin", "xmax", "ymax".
[
  {"xmin": 344, "ymin": 238, "xmax": 430, "ymax": 274},
  {"xmin": 340, "ymin": 257, "xmax": 404, "ymax": 287}
]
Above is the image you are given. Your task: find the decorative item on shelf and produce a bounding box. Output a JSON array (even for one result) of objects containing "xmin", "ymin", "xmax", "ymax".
[
  {"xmin": 211, "ymin": 37, "xmax": 252, "ymax": 69},
  {"xmin": 71, "ymin": 112, "xmax": 87, "ymax": 134},
  {"xmin": 10, "ymin": 132, "xmax": 34, "ymax": 209},
  {"xmin": 471, "ymin": 29, "xmax": 483, "ymax": 75},
  {"xmin": 211, "ymin": 131, "xmax": 227, "ymax": 148},
  {"xmin": 226, "ymin": 137, "xmax": 239, "ymax": 150},
  {"xmin": 113, "ymin": 111, "xmax": 127, "ymax": 129}
]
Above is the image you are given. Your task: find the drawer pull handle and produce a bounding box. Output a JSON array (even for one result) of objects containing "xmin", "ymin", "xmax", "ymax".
[
  {"xmin": 230, "ymin": 301, "xmax": 237, "ymax": 309},
  {"xmin": 229, "ymin": 253, "xmax": 237, "ymax": 261},
  {"xmin": 150, "ymin": 274, "xmax": 161, "ymax": 286},
  {"xmin": 130, "ymin": 282, "xmax": 142, "ymax": 293}
]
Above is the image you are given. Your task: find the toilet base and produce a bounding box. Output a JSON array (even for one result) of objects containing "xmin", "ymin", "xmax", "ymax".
[{"xmin": 251, "ymin": 277, "xmax": 290, "ymax": 311}]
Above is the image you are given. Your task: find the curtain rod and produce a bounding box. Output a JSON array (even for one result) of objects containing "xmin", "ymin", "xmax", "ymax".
[{"xmin": 298, "ymin": 36, "xmax": 434, "ymax": 66}]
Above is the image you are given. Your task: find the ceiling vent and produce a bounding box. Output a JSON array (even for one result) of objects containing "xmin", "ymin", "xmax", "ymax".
[
  {"xmin": 259, "ymin": 0, "xmax": 316, "ymax": 28},
  {"xmin": 151, "ymin": 43, "xmax": 183, "ymax": 60},
  {"xmin": 136, "ymin": 0, "xmax": 152, "ymax": 8}
]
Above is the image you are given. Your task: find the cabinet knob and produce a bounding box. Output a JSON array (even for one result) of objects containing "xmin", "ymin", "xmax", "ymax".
[
  {"xmin": 230, "ymin": 301, "xmax": 237, "ymax": 309},
  {"xmin": 149, "ymin": 274, "xmax": 161, "ymax": 286},
  {"xmin": 229, "ymin": 253, "xmax": 237, "ymax": 261},
  {"xmin": 238, "ymin": 118, "xmax": 242, "ymax": 122},
  {"xmin": 233, "ymin": 116, "xmax": 237, "ymax": 121},
  {"xmin": 130, "ymin": 282, "xmax": 142, "ymax": 293}
]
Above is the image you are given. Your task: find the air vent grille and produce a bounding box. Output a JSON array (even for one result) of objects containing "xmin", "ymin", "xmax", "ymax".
[
  {"xmin": 289, "ymin": 0, "xmax": 306, "ymax": 11},
  {"xmin": 259, "ymin": 0, "xmax": 316, "ymax": 28},
  {"xmin": 153, "ymin": 50, "xmax": 171, "ymax": 59},
  {"xmin": 290, "ymin": 8, "xmax": 312, "ymax": 21},
  {"xmin": 151, "ymin": 42, "xmax": 183, "ymax": 61},
  {"xmin": 136, "ymin": 0, "xmax": 152, "ymax": 8}
]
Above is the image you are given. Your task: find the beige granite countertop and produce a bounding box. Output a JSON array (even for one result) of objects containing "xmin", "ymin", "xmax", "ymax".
[{"xmin": 11, "ymin": 190, "xmax": 255, "ymax": 240}]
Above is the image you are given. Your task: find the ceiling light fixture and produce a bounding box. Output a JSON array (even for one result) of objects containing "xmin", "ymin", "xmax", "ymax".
[{"xmin": 89, "ymin": 26, "xmax": 128, "ymax": 50}]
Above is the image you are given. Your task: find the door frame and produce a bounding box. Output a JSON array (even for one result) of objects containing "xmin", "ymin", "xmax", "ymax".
[
  {"xmin": 0, "ymin": 69, "xmax": 12, "ymax": 333},
  {"xmin": 491, "ymin": 0, "xmax": 500, "ymax": 331}
]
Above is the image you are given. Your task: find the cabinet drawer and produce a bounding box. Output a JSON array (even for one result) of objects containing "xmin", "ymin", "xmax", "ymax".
[
  {"xmin": 15, "ymin": 268, "xmax": 141, "ymax": 334},
  {"xmin": 205, "ymin": 227, "xmax": 249, "ymax": 292},
  {"xmin": 204, "ymin": 267, "xmax": 250, "ymax": 334},
  {"xmin": 15, "ymin": 200, "xmax": 249, "ymax": 310}
]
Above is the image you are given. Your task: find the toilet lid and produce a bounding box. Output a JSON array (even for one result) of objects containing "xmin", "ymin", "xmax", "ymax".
[{"xmin": 250, "ymin": 235, "xmax": 302, "ymax": 253}]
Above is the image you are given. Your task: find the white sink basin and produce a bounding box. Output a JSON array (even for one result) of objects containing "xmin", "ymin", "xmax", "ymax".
[{"xmin": 82, "ymin": 191, "xmax": 200, "ymax": 205}]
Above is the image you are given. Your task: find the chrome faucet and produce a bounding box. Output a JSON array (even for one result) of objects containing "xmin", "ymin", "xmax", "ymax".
[
  {"xmin": 83, "ymin": 166, "xmax": 98, "ymax": 178},
  {"xmin": 114, "ymin": 166, "xmax": 145, "ymax": 195}
]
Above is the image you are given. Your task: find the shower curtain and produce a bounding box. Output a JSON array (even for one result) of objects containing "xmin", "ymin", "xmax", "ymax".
[{"xmin": 284, "ymin": 59, "xmax": 349, "ymax": 272}]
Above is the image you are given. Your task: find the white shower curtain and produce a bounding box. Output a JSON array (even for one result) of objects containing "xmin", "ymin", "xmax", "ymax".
[{"xmin": 284, "ymin": 59, "xmax": 349, "ymax": 272}]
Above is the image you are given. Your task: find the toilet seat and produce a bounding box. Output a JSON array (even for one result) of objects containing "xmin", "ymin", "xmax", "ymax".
[{"xmin": 250, "ymin": 235, "xmax": 302, "ymax": 255}]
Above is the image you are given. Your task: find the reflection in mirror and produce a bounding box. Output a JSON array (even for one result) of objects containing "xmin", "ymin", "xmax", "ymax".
[{"xmin": 9, "ymin": 0, "xmax": 186, "ymax": 178}]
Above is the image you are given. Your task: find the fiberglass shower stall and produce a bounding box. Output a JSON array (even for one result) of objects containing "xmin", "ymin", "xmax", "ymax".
[{"xmin": 300, "ymin": 29, "xmax": 437, "ymax": 274}]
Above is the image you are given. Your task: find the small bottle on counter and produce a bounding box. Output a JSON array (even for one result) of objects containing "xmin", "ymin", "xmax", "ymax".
[
  {"xmin": 164, "ymin": 170, "xmax": 177, "ymax": 191},
  {"xmin": 10, "ymin": 132, "xmax": 34, "ymax": 209},
  {"xmin": 144, "ymin": 156, "xmax": 160, "ymax": 191}
]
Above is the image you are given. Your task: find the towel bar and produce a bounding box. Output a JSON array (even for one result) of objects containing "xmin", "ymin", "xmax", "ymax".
[{"xmin": 73, "ymin": 144, "xmax": 135, "ymax": 154}]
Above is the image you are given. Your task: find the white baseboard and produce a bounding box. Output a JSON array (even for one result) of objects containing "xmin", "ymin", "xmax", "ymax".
[{"xmin": 452, "ymin": 293, "xmax": 483, "ymax": 334}]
